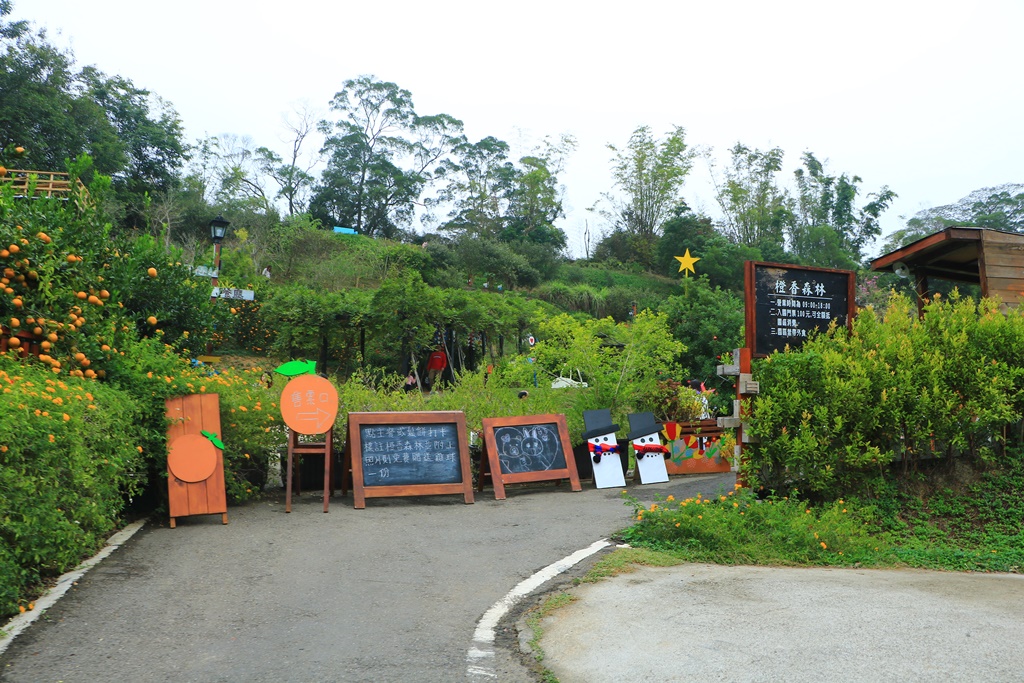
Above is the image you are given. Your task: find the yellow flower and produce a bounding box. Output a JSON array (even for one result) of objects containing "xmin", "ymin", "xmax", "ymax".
[
  {"xmin": 733, "ymin": 502, "xmax": 738, "ymax": 508},
  {"xmin": 62, "ymin": 413, "xmax": 70, "ymax": 421},
  {"xmin": 666, "ymin": 495, "xmax": 675, "ymax": 502},
  {"xmin": 697, "ymin": 515, "xmax": 703, "ymax": 519},
  {"xmin": 820, "ymin": 542, "xmax": 827, "ymax": 549},
  {"xmin": 48, "ymin": 434, "xmax": 55, "ymax": 443},
  {"xmin": 244, "ymin": 453, "xmax": 250, "ymax": 459},
  {"xmin": 136, "ymin": 446, "xmax": 143, "ymax": 453},
  {"xmin": 674, "ymin": 522, "xmax": 680, "ymax": 528}
]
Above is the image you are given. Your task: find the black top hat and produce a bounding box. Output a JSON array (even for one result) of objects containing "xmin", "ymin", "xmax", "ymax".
[
  {"xmin": 626, "ymin": 412, "xmax": 662, "ymax": 441},
  {"xmin": 582, "ymin": 409, "xmax": 619, "ymax": 440}
]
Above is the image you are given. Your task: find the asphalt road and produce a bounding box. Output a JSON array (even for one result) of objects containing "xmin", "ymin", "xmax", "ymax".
[{"xmin": 0, "ymin": 472, "xmax": 735, "ymax": 683}]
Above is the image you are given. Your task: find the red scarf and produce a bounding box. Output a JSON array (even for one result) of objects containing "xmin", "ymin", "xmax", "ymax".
[
  {"xmin": 587, "ymin": 442, "xmax": 619, "ymax": 454},
  {"xmin": 634, "ymin": 443, "xmax": 669, "ymax": 459}
]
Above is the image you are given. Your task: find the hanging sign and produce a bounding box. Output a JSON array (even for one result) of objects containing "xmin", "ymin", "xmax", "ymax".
[{"xmin": 211, "ymin": 287, "xmax": 255, "ymax": 301}]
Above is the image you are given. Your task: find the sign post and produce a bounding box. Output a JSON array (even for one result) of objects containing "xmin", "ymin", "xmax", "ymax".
[{"xmin": 280, "ymin": 374, "xmax": 339, "ymax": 512}]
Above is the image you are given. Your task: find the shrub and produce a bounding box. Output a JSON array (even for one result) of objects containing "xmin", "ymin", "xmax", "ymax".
[
  {"xmin": 745, "ymin": 292, "xmax": 1023, "ymax": 500},
  {"xmin": 0, "ymin": 354, "xmax": 144, "ymax": 615}
]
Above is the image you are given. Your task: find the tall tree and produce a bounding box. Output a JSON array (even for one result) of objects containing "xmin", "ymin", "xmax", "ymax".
[
  {"xmin": 713, "ymin": 143, "xmax": 793, "ymax": 253},
  {"xmin": 312, "ymin": 76, "xmax": 464, "ymax": 238},
  {"xmin": 790, "ymin": 152, "xmax": 896, "ymax": 266},
  {"xmin": 255, "ymin": 104, "xmax": 321, "ymax": 216},
  {"xmin": 595, "ymin": 125, "xmax": 694, "ymax": 268}
]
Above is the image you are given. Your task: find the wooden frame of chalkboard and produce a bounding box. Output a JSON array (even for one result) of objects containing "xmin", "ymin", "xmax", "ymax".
[
  {"xmin": 347, "ymin": 411, "xmax": 475, "ymax": 508},
  {"xmin": 480, "ymin": 414, "xmax": 582, "ymax": 500},
  {"xmin": 744, "ymin": 260, "xmax": 857, "ymax": 358}
]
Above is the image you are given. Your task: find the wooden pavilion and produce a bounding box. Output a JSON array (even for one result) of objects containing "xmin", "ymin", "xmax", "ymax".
[{"xmin": 870, "ymin": 227, "xmax": 1024, "ymax": 313}]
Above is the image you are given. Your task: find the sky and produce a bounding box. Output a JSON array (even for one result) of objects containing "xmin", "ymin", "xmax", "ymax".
[{"xmin": 14, "ymin": 0, "xmax": 1024, "ymax": 259}]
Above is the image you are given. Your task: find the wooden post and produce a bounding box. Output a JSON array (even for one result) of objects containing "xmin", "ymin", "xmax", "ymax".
[{"xmin": 285, "ymin": 427, "xmax": 334, "ymax": 513}]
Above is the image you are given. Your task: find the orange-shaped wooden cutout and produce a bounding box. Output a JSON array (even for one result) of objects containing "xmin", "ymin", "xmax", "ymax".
[
  {"xmin": 167, "ymin": 433, "xmax": 218, "ymax": 483},
  {"xmin": 165, "ymin": 394, "xmax": 228, "ymax": 528},
  {"xmin": 280, "ymin": 374, "xmax": 339, "ymax": 435}
]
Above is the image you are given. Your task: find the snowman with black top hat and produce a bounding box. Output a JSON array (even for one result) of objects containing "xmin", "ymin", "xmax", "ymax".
[
  {"xmin": 627, "ymin": 411, "xmax": 670, "ymax": 484},
  {"xmin": 582, "ymin": 409, "xmax": 626, "ymax": 489}
]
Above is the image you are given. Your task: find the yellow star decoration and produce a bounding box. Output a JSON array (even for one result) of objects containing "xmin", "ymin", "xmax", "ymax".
[{"xmin": 675, "ymin": 249, "xmax": 700, "ymax": 277}]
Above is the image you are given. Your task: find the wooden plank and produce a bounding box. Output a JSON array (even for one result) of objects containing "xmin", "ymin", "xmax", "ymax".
[
  {"xmin": 981, "ymin": 250, "xmax": 1024, "ymax": 268},
  {"xmin": 979, "ymin": 264, "xmax": 1024, "ymax": 281},
  {"xmin": 197, "ymin": 394, "xmax": 227, "ymax": 515},
  {"xmin": 982, "ymin": 231, "xmax": 1024, "ymax": 246}
]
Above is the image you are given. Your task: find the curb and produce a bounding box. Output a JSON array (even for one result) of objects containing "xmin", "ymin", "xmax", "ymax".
[{"xmin": 0, "ymin": 518, "xmax": 147, "ymax": 656}]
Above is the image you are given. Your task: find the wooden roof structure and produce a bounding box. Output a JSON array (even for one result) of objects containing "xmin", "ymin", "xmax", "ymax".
[{"xmin": 870, "ymin": 227, "xmax": 1024, "ymax": 312}]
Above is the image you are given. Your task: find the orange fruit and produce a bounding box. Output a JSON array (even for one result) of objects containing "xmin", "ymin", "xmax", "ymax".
[
  {"xmin": 80, "ymin": 358, "xmax": 90, "ymax": 368},
  {"xmin": 74, "ymin": 352, "xmax": 85, "ymax": 362},
  {"xmin": 36, "ymin": 232, "xmax": 50, "ymax": 243},
  {"xmin": 33, "ymin": 326, "xmax": 42, "ymax": 335},
  {"xmin": 147, "ymin": 267, "xmax": 157, "ymax": 278},
  {"xmin": 0, "ymin": 166, "xmax": 5, "ymax": 177},
  {"xmin": 99, "ymin": 290, "xmax": 109, "ymax": 299},
  {"xmin": 40, "ymin": 340, "xmax": 51, "ymax": 351},
  {"xmin": 76, "ymin": 291, "xmax": 87, "ymax": 299},
  {"xmin": 66, "ymin": 255, "xmax": 77, "ymax": 263},
  {"xmin": 74, "ymin": 318, "xmax": 85, "ymax": 327},
  {"xmin": 0, "ymin": 250, "xmax": 9, "ymax": 259},
  {"xmin": 47, "ymin": 332, "xmax": 57, "ymax": 343},
  {"xmin": 7, "ymin": 337, "xmax": 20, "ymax": 348},
  {"xmin": 88, "ymin": 295, "xmax": 100, "ymax": 305},
  {"xmin": 84, "ymin": 369, "xmax": 96, "ymax": 378},
  {"xmin": 96, "ymin": 369, "xmax": 106, "ymax": 378},
  {"xmin": 12, "ymin": 298, "xmax": 22, "ymax": 308},
  {"xmin": 147, "ymin": 316, "xmax": 157, "ymax": 326},
  {"xmin": 9, "ymin": 318, "xmax": 19, "ymax": 328},
  {"xmin": 8, "ymin": 245, "xmax": 19, "ymax": 254},
  {"xmin": 14, "ymin": 146, "xmax": 24, "ymax": 154},
  {"xmin": 100, "ymin": 344, "xmax": 110, "ymax": 352}
]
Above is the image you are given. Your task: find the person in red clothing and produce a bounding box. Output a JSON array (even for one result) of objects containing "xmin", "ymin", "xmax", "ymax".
[{"xmin": 426, "ymin": 345, "xmax": 448, "ymax": 388}]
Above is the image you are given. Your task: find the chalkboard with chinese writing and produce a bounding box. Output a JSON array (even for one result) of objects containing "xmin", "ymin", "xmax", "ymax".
[
  {"xmin": 480, "ymin": 414, "xmax": 581, "ymax": 499},
  {"xmin": 346, "ymin": 411, "xmax": 474, "ymax": 508},
  {"xmin": 745, "ymin": 261, "xmax": 856, "ymax": 357}
]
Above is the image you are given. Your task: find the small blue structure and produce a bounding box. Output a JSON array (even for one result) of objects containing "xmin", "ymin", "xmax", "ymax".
[{"xmin": 333, "ymin": 226, "xmax": 358, "ymax": 235}]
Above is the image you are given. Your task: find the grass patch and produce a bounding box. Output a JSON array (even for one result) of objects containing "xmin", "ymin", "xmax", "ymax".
[
  {"xmin": 528, "ymin": 593, "xmax": 577, "ymax": 667},
  {"xmin": 620, "ymin": 451, "xmax": 1024, "ymax": 573},
  {"xmin": 577, "ymin": 547, "xmax": 684, "ymax": 584}
]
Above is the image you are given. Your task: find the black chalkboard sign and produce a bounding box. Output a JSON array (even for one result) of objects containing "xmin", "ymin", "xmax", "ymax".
[
  {"xmin": 346, "ymin": 412, "xmax": 475, "ymax": 508},
  {"xmin": 358, "ymin": 422, "xmax": 461, "ymax": 486},
  {"xmin": 745, "ymin": 261, "xmax": 856, "ymax": 357},
  {"xmin": 480, "ymin": 414, "xmax": 581, "ymax": 499}
]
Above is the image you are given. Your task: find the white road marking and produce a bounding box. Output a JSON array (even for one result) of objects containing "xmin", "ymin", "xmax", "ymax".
[{"xmin": 466, "ymin": 538, "xmax": 611, "ymax": 681}]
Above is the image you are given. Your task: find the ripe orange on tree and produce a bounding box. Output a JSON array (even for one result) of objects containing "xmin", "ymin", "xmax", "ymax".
[{"xmin": 147, "ymin": 267, "xmax": 157, "ymax": 278}]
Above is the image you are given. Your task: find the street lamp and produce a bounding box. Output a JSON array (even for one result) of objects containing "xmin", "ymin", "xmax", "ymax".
[
  {"xmin": 209, "ymin": 214, "xmax": 230, "ymax": 289},
  {"xmin": 207, "ymin": 215, "xmax": 230, "ymax": 355}
]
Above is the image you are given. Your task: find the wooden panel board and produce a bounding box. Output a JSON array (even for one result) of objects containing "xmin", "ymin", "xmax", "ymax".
[
  {"xmin": 480, "ymin": 414, "xmax": 581, "ymax": 500},
  {"xmin": 982, "ymin": 231, "xmax": 1024, "ymax": 246},
  {"xmin": 165, "ymin": 394, "xmax": 228, "ymax": 526},
  {"xmin": 347, "ymin": 411, "xmax": 475, "ymax": 508}
]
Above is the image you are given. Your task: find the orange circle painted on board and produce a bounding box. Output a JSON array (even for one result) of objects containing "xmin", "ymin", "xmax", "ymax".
[
  {"xmin": 280, "ymin": 375, "xmax": 339, "ymax": 435},
  {"xmin": 167, "ymin": 434, "xmax": 218, "ymax": 483}
]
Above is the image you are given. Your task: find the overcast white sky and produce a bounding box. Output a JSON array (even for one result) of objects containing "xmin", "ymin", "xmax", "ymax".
[{"xmin": 15, "ymin": 0, "xmax": 1024, "ymax": 258}]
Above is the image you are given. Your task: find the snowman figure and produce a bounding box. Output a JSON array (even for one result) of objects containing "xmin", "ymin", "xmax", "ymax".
[
  {"xmin": 627, "ymin": 412, "xmax": 670, "ymax": 484},
  {"xmin": 582, "ymin": 409, "xmax": 626, "ymax": 489}
]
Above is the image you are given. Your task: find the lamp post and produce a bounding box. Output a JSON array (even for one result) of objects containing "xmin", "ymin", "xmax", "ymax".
[
  {"xmin": 207, "ymin": 215, "xmax": 230, "ymax": 355},
  {"xmin": 209, "ymin": 214, "xmax": 230, "ymax": 292}
]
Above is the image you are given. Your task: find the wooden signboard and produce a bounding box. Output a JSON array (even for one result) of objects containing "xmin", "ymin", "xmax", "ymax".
[
  {"xmin": 346, "ymin": 411, "xmax": 475, "ymax": 508},
  {"xmin": 745, "ymin": 261, "xmax": 856, "ymax": 357},
  {"xmin": 280, "ymin": 374, "xmax": 339, "ymax": 512},
  {"xmin": 479, "ymin": 414, "xmax": 582, "ymax": 499},
  {"xmin": 165, "ymin": 394, "xmax": 228, "ymax": 528}
]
